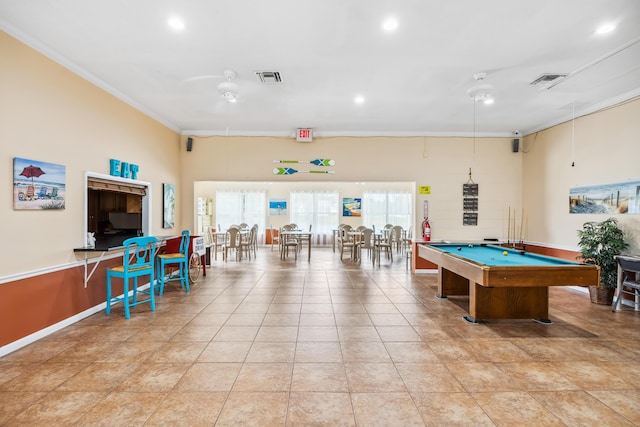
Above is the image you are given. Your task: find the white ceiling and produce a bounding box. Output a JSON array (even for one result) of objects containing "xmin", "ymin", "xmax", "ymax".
[{"xmin": 1, "ymin": 0, "xmax": 639, "ymax": 137}]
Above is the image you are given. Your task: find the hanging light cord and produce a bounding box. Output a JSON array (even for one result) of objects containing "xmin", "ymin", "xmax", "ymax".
[
  {"xmin": 473, "ymin": 100, "xmax": 477, "ymax": 156},
  {"xmin": 571, "ymin": 100, "xmax": 575, "ymax": 167}
]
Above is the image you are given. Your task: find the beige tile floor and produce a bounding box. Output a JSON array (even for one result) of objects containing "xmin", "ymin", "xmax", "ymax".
[{"xmin": 1, "ymin": 246, "xmax": 640, "ymax": 426}]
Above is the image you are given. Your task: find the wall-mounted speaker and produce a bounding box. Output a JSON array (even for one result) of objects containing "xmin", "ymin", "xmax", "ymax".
[
  {"xmin": 186, "ymin": 137, "xmax": 193, "ymax": 152},
  {"xmin": 512, "ymin": 138, "xmax": 520, "ymax": 153}
]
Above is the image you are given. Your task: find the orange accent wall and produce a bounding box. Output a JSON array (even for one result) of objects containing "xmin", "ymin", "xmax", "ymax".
[
  {"xmin": 265, "ymin": 228, "xmax": 279, "ymax": 245},
  {"xmin": 0, "ymin": 258, "xmax": 123, "ymax": 347},
  {"xmin": 411, "ymin": 240, "xmax": 437, "ymax": 273}
]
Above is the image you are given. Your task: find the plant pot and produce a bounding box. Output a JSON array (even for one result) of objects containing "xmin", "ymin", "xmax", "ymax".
[{"xmin": 588, "ymin": 285, "xmax": 615, "ymax": 305}]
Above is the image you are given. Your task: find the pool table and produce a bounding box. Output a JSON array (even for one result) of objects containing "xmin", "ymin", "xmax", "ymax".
[{"xmin": 418, "ymin": 243, "xmax": 600, "ymax": 323}]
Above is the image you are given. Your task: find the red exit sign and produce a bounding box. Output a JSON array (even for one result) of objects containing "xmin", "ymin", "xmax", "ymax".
[{"xmin": 296, "ymin": 128, "xmax": 313, "ymax": 142}]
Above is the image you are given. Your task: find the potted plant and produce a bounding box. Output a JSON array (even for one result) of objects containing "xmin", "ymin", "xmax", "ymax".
[{"xmin": 577, "ymin": 217, "xmax": 628, "ymax": 304}]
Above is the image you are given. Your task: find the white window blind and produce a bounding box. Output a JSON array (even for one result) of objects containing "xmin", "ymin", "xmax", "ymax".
[
  {"xmin": 290, "ymin": 191, "xmax": 339, "ymax": 245},
  {"xmin": 215, "ymin": 190, "xmax": 266, "ymax": 234},
  {"xmin": 362, "ymin": 191, "xmax": 411, "ymax": 230}
]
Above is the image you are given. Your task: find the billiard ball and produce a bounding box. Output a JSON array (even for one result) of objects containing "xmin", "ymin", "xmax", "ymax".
[
  {"xmin": 503, "ymin": 251, "xmax": 508, "ymax": 256},
  {"xmin": 457, "ymin": 247, "xmax": 461, "ymax": 251},
  {"xmin": 468, "ymin": 244, "xmax": 473, "ymax": 248}
]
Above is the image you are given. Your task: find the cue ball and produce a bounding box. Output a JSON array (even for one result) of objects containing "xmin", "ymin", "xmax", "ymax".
[
  {"xmin": 503, "ymin": 251, "xmax": 508, "ymax": 256},
  {"xmin": 457, "ymin": 247, "xmax": 461, "ymax": 251},
  {"xmin": 468, "ymin": 244, "xmax": 473, "ymax": 248}
]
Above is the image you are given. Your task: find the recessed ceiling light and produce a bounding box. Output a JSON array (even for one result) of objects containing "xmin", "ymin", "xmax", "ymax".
[
  {"xmin": 168, "ymin": 16, "xmax": 185, "ymax": 31},
  {"xmin": 595, "ymin": 22, "xmax": 616, "ymax": 35},
  {"xmin": 382, "ymin": 17, "xmax": 398, "ymax": 32},
  {"xmin": 354, "ymin": 95, "xmax": 365, "ymax": 104}
]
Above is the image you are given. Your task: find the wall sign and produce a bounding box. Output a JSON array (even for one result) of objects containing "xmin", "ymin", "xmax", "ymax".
[
  {"xmin": 109, "ymin": 158, "xmax": 139, "ymax": 180},
  {"xmin": 296, "ymin": 128, "xmax": 313, "ymax": 142},
  {"xmin": 463, "ymin": 169, "xmax": 478, "ymax": 226}
]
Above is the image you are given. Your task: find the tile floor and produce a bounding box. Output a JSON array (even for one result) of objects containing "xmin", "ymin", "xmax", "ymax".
[{"xmin": 1, "ymin": 246, "xmax": 640, "ymax": 426}]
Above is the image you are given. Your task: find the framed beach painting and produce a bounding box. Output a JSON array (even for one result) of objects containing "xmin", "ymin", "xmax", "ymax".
[
  {"xmin": 570, "ymin": 180, "xmax": 640, "ymax": 214},
  {"xmin": 342, "ymin": 197, "xmax": 361, "ymax": 217},
  {"xmin": 269, "ymin": 198, "xmax": 287, "ymax": 216},
  {"xmin": 163, "ymin": 183, "xmax": 175, "ymax": 228},
  {"xmin": 13, "ymin": 157, "xmax": 66, "ymax": 210}
]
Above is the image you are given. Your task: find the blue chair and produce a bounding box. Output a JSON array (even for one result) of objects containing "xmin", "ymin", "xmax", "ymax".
[
  {"xmin": 106, "ymin": 236, "xmax": 158, "ymax": 319},
  {"xmin": 37, "ymin": 186, "xmax": 48, "ymax": 199},
  {"xmin": 157, "ymin": 230, "xmax": 190, "ymax": 295}
]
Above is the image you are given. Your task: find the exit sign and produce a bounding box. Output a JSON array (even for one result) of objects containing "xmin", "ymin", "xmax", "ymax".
[{"xmin": 296, "ymin": 128, "xmax": 313, "ymax": 142}]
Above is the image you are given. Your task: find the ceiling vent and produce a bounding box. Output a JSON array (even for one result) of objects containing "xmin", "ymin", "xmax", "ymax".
[
  {"xmin": 255, "ymin": 71, "xmax": 282, "ymax": 84},
  {"xmin": 529, "ymin": 73, "xmax": 568, "ymax": 90}
]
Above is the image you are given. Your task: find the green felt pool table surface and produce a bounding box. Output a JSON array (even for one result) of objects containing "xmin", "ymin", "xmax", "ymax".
[{"xmin": 431, "ymin": 244, "xmax": 579, "ymax": 267}]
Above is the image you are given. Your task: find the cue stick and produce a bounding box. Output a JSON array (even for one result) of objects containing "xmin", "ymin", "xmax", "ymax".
[
  {"xmin": 519, "ymin": 208, "xmax": 524, "ymax": 242},
  {"xmin": 512, "ymin": 210, "xmax": 516, "ymax": 245},
  {"xmin": 507, "ymin": 207, "xmax": 511, "ymax": 242}
]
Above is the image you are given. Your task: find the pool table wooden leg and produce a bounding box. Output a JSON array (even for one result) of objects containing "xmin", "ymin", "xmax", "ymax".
[
  {"xmin": 469, "ymin": 284, "xmax": 550, "ymax": 322},
  {"xmin": 437, "ymin": 267, "xmax": 470, "ymax": 299}
]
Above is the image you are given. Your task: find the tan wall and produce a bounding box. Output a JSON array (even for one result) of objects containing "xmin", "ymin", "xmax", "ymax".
[
  {"xmin": 0, "ymin": 31, "xmax": 182, "ymax": 277},
  {"xmin": 522, "ymin": 98, "xmax": 640, "ymax": 252},
  {"xmin": 181, "ymin": 135, "xmax": 523, "ymax": 242}
]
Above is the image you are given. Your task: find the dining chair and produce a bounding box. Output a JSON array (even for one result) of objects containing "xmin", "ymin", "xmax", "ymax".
[
  {"xmin": 212, "ymin": 228, "xmax": 226, "ymax": 260},
  {"xmin": 203, "ymin": 226, "xmax": 214, "ymax": 265},
  {"xmin": 612, "ymin": 255, "xmax": 640, "ymax": 312},
  {"xmin": 240, "ymin": 225, "xmax": 257, "ymax": 260},
  {"xmin": 280, "ymin": 228, "xmax": 299, "ymax": 260},
  {"xmin": 375, "ymin": 228, "xmax": 394, "ymax": 263},
  {"xmin": 357, "ymin": 228, "xmax": 376, "ymax": 264},
  {"xmin": 157, "ymin": 230, "xmax": 190, "ymax": 295},
  {"xmin": 268, "ymin": 224, "xmax": 280, "ymax": 251},
  {"xmin": 403, "ymin": 227, "xmax": 413, "ymax": 270},
  {"xmin": 106, "ymin": 236, "xmax": 158, "ymax": 319},
  {"xmin": 295, "ymin": 224, "xmax": 312, "ymax": 254},
  {"xmin": 338, "ymin": 225, "xmax": 355, "ymax": 261},
  {"xmin": 251, "ymin": 224, "xmax": 259, "ymax": 255},
  {"xmin": 391, "ymin": 225, "xmax": 404, "ymax": 253},
  {"xmin": 223, "ymin": 226, "xmax": 242, "ymax": 261}
]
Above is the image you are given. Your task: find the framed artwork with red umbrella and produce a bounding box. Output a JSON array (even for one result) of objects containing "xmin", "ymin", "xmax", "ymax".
[{"xmin": 13, "ymin": 157, "xmax": 66, "ymax": 210}]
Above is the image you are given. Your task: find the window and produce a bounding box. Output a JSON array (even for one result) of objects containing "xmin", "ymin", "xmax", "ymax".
[
  {"xmin": 290, "ymin": 191, "xmax": 339, "ymax": 245},
  {"xmin": 215, "ymin": 190, "xmax": 266, "ymax": 232},
  {"xmin": 362, "ymin": 191, "xmax": 411, "ymax": 230},
  {"xmin": 84, "ymin": 172, "xmax": 150, "ymax": 248}
]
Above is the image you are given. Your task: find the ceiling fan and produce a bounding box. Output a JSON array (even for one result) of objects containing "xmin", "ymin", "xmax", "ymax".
[
  {"xmin": 216, "ymin": 69, "xmax": 239, "ymax": 103},
  {"xmin": 179, "ymin": 69, "xmax": 242, "ymax": 104}
]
